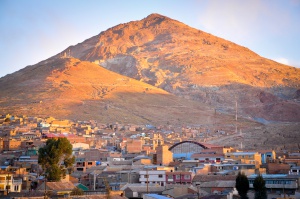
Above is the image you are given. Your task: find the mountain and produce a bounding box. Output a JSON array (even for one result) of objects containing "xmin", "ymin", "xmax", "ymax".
[
  {"xmin": 1, "ymin": 13, "xmax": 300, "ymax": 124},
  {"xmin": 0, "ymin": 57, "xmax": 242, "ymax": 126},
  {"xmin": 50, "ymin": 13, "xmax": 300, "ymax": 122}
]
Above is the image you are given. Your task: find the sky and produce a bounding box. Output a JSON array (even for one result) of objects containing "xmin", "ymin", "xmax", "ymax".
[{"xmin": 0, "ymin": 0, "xmax": 299, "ymax": 78}]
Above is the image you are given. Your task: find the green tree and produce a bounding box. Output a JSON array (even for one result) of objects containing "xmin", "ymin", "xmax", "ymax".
[
  {"xmin": 235, "ymin": 172, "xmax": 249, "ymax": 199},
  {"xmin": 38, "ymin": 138, "xmax": 75, "ymax": 181},
  {"xmin": 71, "ymin": 187, "xmax": 84, "ymax": 195},
  {"xmin": 253, "ymin": 175, "xmax": 267, "ymax": 199}
]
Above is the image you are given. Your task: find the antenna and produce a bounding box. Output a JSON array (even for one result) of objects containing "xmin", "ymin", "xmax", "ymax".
[{"xmin": 235, "ymin": 97, "xmax": 238, "ymax": 133}]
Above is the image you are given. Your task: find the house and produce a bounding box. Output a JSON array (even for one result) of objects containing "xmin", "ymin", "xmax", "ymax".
[
  {"xmin": 162, "ymin": 185, "xmax": 203, "ymax": 198},
  {"xmin": 140, "ymin": 170, "xmax": 166, "ymax": 186},
  {"xmin": 267, "ymin": 162, "xmax": 290, "ymax": 174},
  {"xmin": 284, "ymin": 152, "xmax": 300, "ymax": 166},
  {"xmin": 191, "ymin": 153, "xmax": 224, "ymax": 163},
  {"xmin": 257, "ymin": 150, "xmax": 276, "ymax": 164},
  {"xmin": 126, "ymin": 139, "xmax": 143, "ymax": 154},
  {"xmin": 166, "ymin": 171, "xmax": 193, "ymax": 184},
  {"xmin": 36, "ymin": 181, "xmax": 76, "ymax": 196},
  {"xmin": 0, "ymin": 171, "xmax": 22, "ymax": 195},
  {"xmin": 121, "ymin": 184, "xmax": 165, "ymax": 198},
  {"xmin": 199, "ymin": 180, "xmax": 235, "ymax": 195},
  {"xmin": 3, "ymin": 139, "xmax": 22, "ymax": 151},
  {"xmin": 192, "ymin": 175, "xmax": 236, "ymax": 187},
  {"xmin": 74, "ymin": 149, "xmax": 110, "ymax": 172},
  {"xmin": 290, "ymin": 166, "xmax": 300, "ymax": 175},
  {"xmin": 225, "ymin": 152, "xmax": 261, "ymax": 167}
]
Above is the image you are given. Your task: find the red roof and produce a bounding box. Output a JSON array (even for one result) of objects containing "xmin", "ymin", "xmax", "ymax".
[{"xmin": 44, "ymin": 133, "xmax": 77, "ymax": 138}]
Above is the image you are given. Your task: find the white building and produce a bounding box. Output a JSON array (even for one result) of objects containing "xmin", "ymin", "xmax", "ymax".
[
  {"xmin": 139, "ymin": 170, "xmax": 166, "ymax": 186},
  {"xmin": 0, "ymin": 173, "xmax": 22, "ymax": 193}
]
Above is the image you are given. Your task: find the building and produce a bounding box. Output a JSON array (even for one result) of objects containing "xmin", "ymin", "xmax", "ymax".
[
  {"xmin": 191, "ymin": 153, "xmax": 224, "ymax": 163},
  {"xmin": 199, "ymin": 180, "xmax": 235, "ymax": 195},
  {"xmin": 248, "ymin": 174, "xmax": 300, "ymax": 195},
  {"xmin": 0, "ymin": 171, "xmax": 22, "ymax": 195},
  {"xmin": 156, "ymin": 145, "xmax": 173, "ymax": 166},
  {"xmin": 2, "ymin": 139, "xmax": 22, "ymax": 151},
  {"xmin": 169, "ymin": 141, "xmax": 209, "ymax": 160},
  {"xmin": 290, "ymin": 166, "xmax": 300, "ymax": 175},
  {"xmin": 267, "ymin": 162, "xmax": 290, "ymax": 174},
  {"xmin": 36, "ymin": 181, "xmax": 75, "ymax": 196},
  {"xmin": 126, "ymin": 139, "xmax": 143, "ymax": 154},
  {"xmin": 165, "ymin": 171, "xmax": 193, "ymax": 184},
  {"xmin": 258, "ymin": 150, "xmax": 276, "ymax": 164},
  {"xmin": 139, "ymin": 170, "xmax": 166, "ymax": 186},
  {"xmin": 225, "ymin": 152, "xmax": 261, "ymax": 167},
  {"xmin": 152, "ymin": 133, "xmax": 164, "ymax": 150}
]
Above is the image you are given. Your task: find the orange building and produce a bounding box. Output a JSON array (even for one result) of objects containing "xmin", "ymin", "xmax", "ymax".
[
  {"xmin": 3, "ymin": 139, "xmax": 22, "ymax": 151},
  {"xmin": 156, "ymin": 145, "xmax": 173, "ymax": 166},
  {"xmin": 126, "ymin": 139, "xmax": 143, "ymax": 154}
]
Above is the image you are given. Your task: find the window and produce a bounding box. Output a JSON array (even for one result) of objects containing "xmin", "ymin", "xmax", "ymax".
[
  {"xmin": 184, "ymin": 175, "xmax": 190, "ymax": 180},
  {"xmin": 14, "ymin": 185, "xmax": 19, "ymax": 191},
  {"xmin": 88, "ymin": 162, "xmax": 93, "ymax": 165},
  {"xmin": 158, "ymin": 174, "xmax": 163, "ymax": 178},
  {"xmin": 176, "ymin": 175, "xmax": 180, "ymax": 179}
]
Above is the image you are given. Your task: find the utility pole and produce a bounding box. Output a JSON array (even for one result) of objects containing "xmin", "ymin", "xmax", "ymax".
[
  {"xmin": 94, "ymin": 173, "xmax": 96, "ymax": 191},
  {"xmin": 235, "ymin": 98, "xmax": 238, "ymax": 134},
  {"xmin": 44, "ymin": 176, "xmax": 47, "ymax": 199},
  {"xmin": 6, "ymin": 173, "xmax": 10, "ymax": 195},
  {"xmin": 146, "ymin": 169, "xmax": 149, "ymax": 194}
]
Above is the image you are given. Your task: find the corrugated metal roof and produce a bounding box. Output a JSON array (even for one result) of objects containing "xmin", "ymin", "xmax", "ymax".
[
  {"xmin": 144, "ymin": 194, "xmax": 172, "ymax": 199},
  {"xmin": 200, "ymin": 180, "xmax": 235, "ymax": 188}
]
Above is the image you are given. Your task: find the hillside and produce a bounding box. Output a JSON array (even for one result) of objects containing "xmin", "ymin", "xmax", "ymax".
[
  {"xmin": 50, "ymin": 13, "xmax": 300, "ymax": 122},
  {"xmin": 0, "ymin": 57, "xmax": 244, "ymax": 126}
]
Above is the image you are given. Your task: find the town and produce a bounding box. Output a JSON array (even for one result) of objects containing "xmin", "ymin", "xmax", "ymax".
[{"xmin": 0, "ymin": 114, "xmax": 299, "ymax": 199}]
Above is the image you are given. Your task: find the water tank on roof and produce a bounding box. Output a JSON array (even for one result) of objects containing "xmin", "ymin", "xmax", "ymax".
[{"xmin": 96, "ymin": 161, "xmax": 101, "ymax": 166}]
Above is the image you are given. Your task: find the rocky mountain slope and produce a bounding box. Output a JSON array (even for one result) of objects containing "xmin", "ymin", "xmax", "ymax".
[
  {"xmin": 1, "ymin": 13, "xmax": 300, "ymax": 125},
  {"xmin": 51, "ymin": 13, "xmax": 300, "ymax": 122},
  {"xmin": 1, "ymin": 57, "xmax": 245, "ymax": 126}
]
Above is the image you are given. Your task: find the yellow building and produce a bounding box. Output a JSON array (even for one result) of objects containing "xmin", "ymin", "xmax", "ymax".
[
  {"xmin": 0, "ymin": 172, "xmax": 22, "ymax": 193},
  {"xmin": 152, "ymin": 133, "xmax": 164, "ymax": 150},
  {"xmin": 225, "ymin": 152, "xmax": 261, "ymax": 168}
]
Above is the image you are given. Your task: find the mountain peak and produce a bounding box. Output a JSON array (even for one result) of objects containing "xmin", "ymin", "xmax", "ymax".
[
  {"xmin": 145, "ymin": 13, "xmax": 167, "ymax": 20},
  {"xmin": 142, "ymin": 13, "xmax": 172, "ymax": 27}
]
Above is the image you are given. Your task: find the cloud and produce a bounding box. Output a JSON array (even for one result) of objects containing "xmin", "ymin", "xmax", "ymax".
[
  {"xmin": 274, "ymin": 58, "xmax": 290, "ymax": 65},
  {"xmin": 274, "ymin": 57, "xmax": 300, "ymax": 68}
]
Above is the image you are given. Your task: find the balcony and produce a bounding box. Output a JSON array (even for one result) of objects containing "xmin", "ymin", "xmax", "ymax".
[{"xmin": 0, "ymin": 179, "xmax": 22, "ymax": 184}]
